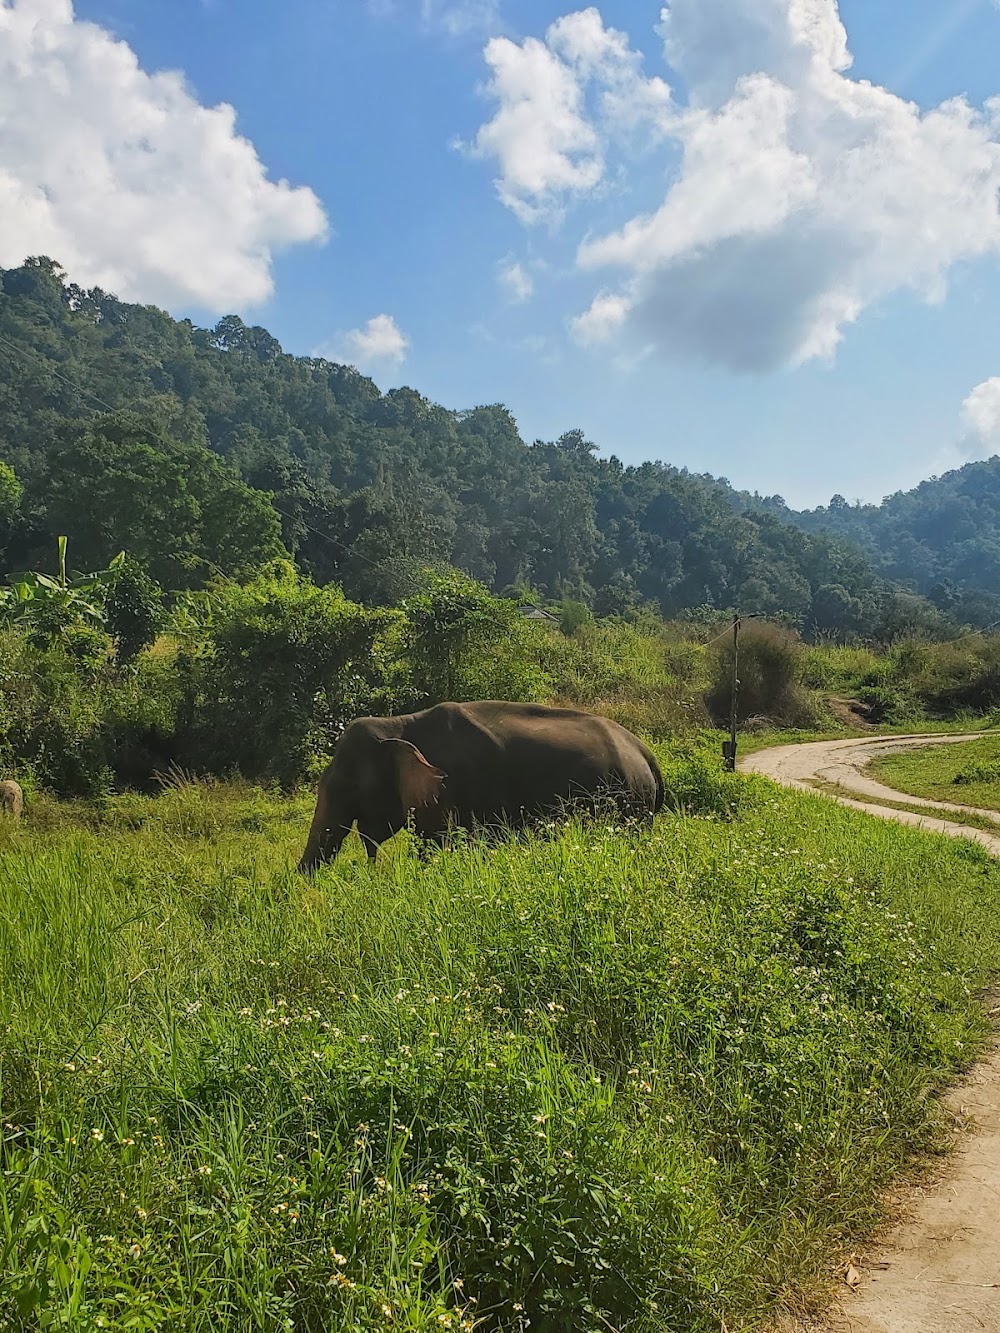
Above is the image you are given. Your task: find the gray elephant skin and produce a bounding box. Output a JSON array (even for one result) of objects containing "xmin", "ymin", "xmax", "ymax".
[
  {"xmin": 0, "ymin": 780, "xmax": 24, "ymax": 819},
  {"xmin": 298, "ymin": 700, "xmax": 665, "ymax": 872}
]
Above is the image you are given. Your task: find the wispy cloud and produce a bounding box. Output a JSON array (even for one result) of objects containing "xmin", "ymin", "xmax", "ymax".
[
  {"xmin": 421, "ymin": 0, "xmax": 501, "ymax": 37},
  {"xmin": 367, "ymin": 0, "xmax": 501, "ymax": 36},
  {"xmin": 498, "ymin": 257, "xmax": 534, "ymax": 302}
]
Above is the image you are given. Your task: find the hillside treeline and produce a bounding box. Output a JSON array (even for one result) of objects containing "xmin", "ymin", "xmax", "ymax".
[
  {"xmin": 784, "ymin": 468, "xmax": 1000, "ymax": 628},
  {"xmin": 0, "ymin": 256, "xmax": 954, "ymax": 639}
]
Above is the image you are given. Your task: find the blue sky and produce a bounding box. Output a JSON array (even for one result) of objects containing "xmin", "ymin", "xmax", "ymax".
[{"xmin": 7, "ymin": 0, "xmax": 1000, "ymax": 507}]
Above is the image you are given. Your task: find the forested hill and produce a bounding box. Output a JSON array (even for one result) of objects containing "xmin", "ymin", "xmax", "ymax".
[
  {"xmin": 751, "ymin": 463, "xmax": 1000, "ymax": 630},
  {"xmin": 0, "ymin": 256, "xmax": 949, "ymax": 636}
]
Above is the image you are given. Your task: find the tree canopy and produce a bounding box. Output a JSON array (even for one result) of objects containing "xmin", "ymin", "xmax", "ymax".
[{"xmin": 0, "ymin": 255, "xmax": 965, "ymax": 639}]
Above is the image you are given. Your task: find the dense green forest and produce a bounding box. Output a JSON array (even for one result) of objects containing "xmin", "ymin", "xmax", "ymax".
[
  {"xmin": 0, "ymin": 255, "xmax": 959, "ymax": 639},
  {"xmin": 776, "ymin": 467, "xmax": 1000, "ymax": 628}
]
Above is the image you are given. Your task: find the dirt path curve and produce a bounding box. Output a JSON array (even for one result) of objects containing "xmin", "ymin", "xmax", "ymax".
[{"xmin": 742, "ymin": 733, "xmax": 1000, "ymax": 1333}]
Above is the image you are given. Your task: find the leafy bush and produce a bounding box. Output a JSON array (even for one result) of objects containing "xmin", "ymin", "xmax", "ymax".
[
  {"xmin": 0, "ymin": 629, "xmax": 178, "ymax": 796},
  {"xmin": 180, "ymin": 561, "xmax": 401, "ymax": 787},
  {"xmin": 953, "ymin": 760, "xmax": 1000, "ymax": 785},
  {"xmin": 105, "ymin": 558, "xmax": 165, "ymax": 664},
  {"xmin": 856, "ymin": 681, "xmax": 923, "ymax": 725},
  {"xmin": 919, "ymin": 637, "xmax": 1000, "ymax": 715},
  {"xmin": 557, "ymin": 598, "xmax": 591, "ymax": 635},
  {"xmin": 402, "ymin": 568, "xmax": 548, "ymax": 706},
  {"xmin": 659, "ymin": 738, "xmax": 765, "ymax": 817}
]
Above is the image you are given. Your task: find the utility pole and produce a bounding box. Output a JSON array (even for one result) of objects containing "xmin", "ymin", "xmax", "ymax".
[{"xmin": 723, "ymin": 614, "xmax": 740, "ymax": 772}]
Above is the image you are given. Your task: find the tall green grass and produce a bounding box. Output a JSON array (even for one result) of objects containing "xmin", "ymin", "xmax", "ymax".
[
  {"xmin": 871, "ymin": 735, "xmax": 1000, "ymax": 812},
  {"xmin": 540, "ymin": 621, "xmax": 708, "ymax": 739},
  {"xmin": 2, "ymin": 764, "xmax": 1000, "ymax": 1331}
]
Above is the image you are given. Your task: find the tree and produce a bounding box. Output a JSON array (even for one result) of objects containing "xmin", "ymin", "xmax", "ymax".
[
  {"xmin": 27, "ymin": 413, "xmax": 286, "ymax": 588},
  {"xmin": 105, "ymin": 558, "xmax": 165, "ymax": 663},
  {"xmin": 0, "ymin": 461, "xmax": 22, "ymax": 553},
  {"xmin": 189, "ymin": 562, "xmax": 399, "ymax": 786},
  {"xmin": 811, "ymin": 584, "xmax": 862, "ymax": 635},
  {"xmin": 402, "ymin": 568, "xmax": 544, "ymax": 703},
  {"xmin": 0, "ymin": 256, "xmax": 956, "ymax": 637}
]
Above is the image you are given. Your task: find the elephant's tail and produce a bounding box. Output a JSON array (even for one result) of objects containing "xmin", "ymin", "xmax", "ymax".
[{"xmin": 646, "ymin": 749, "xmax": 665, "ymax": 814}]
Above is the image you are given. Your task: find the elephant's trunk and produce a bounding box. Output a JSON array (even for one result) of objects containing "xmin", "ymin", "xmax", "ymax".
[{"xmin": 297, "ymin": 782, "xmax": 353, "ymax": 874}]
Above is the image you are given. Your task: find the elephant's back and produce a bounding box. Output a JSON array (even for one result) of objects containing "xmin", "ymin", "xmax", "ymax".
[{"xmin": 405, "ymin": 702, "xmax": 660, "ymax": 819}]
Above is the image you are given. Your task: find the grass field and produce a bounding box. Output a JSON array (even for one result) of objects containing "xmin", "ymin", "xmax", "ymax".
[
  {"xmin": 871, "ymin": 736, "xmax": 1000, "ymax": 812},
  {"xmin": 3, "ymin": 754, "xmax": 1000, "ymax": 1332},
  {"xmin": 805, "ymin": 778, "xmax": 1000, "ymax": 832}
]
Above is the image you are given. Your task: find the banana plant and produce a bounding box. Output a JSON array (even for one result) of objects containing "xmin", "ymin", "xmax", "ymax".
[{"xmin": 0, "ymin": 537, "xmax": 125, "ymax": 631}]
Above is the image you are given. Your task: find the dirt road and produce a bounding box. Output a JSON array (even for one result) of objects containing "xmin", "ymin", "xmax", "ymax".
[
  {"xmin": 743, "ymin": 732, "xmax": 1000, "ymax": 854},
  {"xmin": 741, "ymin": 733, "xmax": 1000, "ymax": 1333}
]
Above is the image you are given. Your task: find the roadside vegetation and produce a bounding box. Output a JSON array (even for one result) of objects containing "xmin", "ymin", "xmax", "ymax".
[
  {"xmin": 4, "ymin": 755, "xmax": 1000, "ymax": 1331},
  {"xmin": 6, "ymin": 512, "xmax": 1000, "ymax": 1328},
  {"xmin": 871, "ymin": 736, "xmax": 1000, "ymax": 813},
  {"xmin": 5, "ymin": 543, "xmax": 1000, "ymax": 802}
]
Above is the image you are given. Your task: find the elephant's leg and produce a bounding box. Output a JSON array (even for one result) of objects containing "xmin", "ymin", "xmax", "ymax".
[{"xmin": 356, "ymin": 823, "xmax": 392, "ymax": 862}]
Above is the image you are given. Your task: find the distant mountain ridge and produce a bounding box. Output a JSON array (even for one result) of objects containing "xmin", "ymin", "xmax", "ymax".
[{"xmin": 725, "ymin": 463, "xmax": 1000, "ymax": 630}]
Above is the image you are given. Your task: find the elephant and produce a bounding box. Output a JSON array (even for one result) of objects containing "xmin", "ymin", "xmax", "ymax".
[
  {"xmin": 297, "ymin": 700, "xmax": 664, "ymax": 873},
  {"xmin": 0, "ymin": 780, "xmax": 24, "ymax": 819}
]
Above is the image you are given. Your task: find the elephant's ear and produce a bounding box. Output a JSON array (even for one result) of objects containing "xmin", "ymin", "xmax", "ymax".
[{"xmin": 385, "ymin": 740, "xmax": 447, "ymax": 812}]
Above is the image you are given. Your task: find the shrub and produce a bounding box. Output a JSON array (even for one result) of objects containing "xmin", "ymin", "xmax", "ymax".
[
  {"xmin": 801, "ymin": 642, "xmax": 881, "ymax": 692},
  {"xmin": 536, "ymin": 620, "xmax": 708, "ymax": 738},
  {"xmin": 0, "ymin": 628, "xmax": 178, "ymax": 796},
  {"xmin": 920, "ymin": 637, "xmax": 1000, "ymax": 715},
  {"xmin": 953, "ymin": 760, "xmax": 1000, "ymax": 785},
  {"xmin": 180, "ymin": 562, "xmax": 400, "ymax": 788},
  {"xmin": 0, "ymin": 460, "xmax": 21, "ymax": 545},
  {"xmin": 706, "ymin": 621, "xmax": 818, "ymax": 727},
  {"xmin": 402, "ymin": 568, "xmax": 548, "ymax": 706},
  {"xmin": 557, "ymin": 598, "xmax": 591, "ymax": 635},
  {"xmin": 105, "ymin": 557, "xmax": 165, "ymax": 663}
]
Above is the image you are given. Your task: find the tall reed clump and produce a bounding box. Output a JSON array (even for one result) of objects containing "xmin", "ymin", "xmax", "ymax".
[
  {"xmin": 539, "ymin": 618, "xmax": 709, "ymax": 738},
  {"xmin": 706, "ymin": 621, "xmax": 821, "ymax": 728}
]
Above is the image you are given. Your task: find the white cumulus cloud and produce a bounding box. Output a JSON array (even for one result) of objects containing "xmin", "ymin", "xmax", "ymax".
[
  {"xmin": 323, "ymin": 315, "xmax": 411, "ymax": 372},
  {"xmin": 0, "ymin": 0, "xmax": 327, "ymax": 313},
  {"xmin": 961, "ymin": 378, "xmax": 1000, "ymax": 457},
  {"xmin": 464, "ymin": 8, "xmax": 669, "ymax": 223},
  {"xmin": 470, "ymin": 0, "xmax": 1000, "ymax": 373},
  {"xmin": 498, "ymin": 257, "xmax": 534, "ymax": 301}
]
